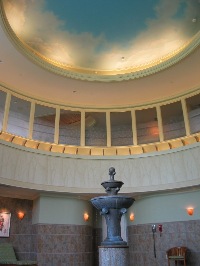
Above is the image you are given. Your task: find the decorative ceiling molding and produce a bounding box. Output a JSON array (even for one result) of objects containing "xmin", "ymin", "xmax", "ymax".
[
  {"xmin": 1, "ymin": 1, "xmax": 200, "ymax": 82},
  {"xmin": 1, "ymin": 83, "xmax": 200, "ymax": 111}
]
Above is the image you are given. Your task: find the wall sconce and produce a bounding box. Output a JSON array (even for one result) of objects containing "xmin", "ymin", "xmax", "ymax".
[
  {"xmin": 83, "ymin": 212, "xmax": 89, "ymax": 221},
  {"xmin": 130, "ymin": 213, "xmax": 135, "ymax": 221},
  {"xmin": 150, "ymin": 127, "xmax": 159, "ymax": 136},
  {"xmin": 17, "ymin": 211, "xmax": 25, "ymax": 220},
  {"xmin": 186, "ymin": 207, "xmax": 194, "ymax": 216}
]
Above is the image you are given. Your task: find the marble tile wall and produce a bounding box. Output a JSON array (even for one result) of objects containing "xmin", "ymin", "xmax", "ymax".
[
  {"xmin": 0, "ymin": 197, "xmax": 95, "ymax": 266},
  {"xmin": 0, "ymin": 196, "xmax": 36, "ymax": 261},
  {"xmin": 2, "ymin": 196, "xmax": 200, "ymax": 266},
  {"xmin": 93, "ymin": 228, "xmax": 102, "ymax": 266},
  {"xmin": 127, "ymin": 220, "xmax": 200, "ymax": 266},
  {"xmin": 33, "ymin": 224, "xmax": 94, "ymax": 266}
]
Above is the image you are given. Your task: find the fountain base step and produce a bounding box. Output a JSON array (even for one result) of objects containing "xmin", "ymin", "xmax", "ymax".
[
  {"xmin": 101, "ymin": 240, "xmax": 127, "ymax": 246},
  {"xmin": 99, "ymin": 246, "xmax": 129, "ymax": 266}
]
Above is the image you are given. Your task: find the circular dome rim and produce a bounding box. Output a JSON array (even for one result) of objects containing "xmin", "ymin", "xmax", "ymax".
[{"xmin": 1, "ymin": 1, "xmax": 200, "ymax": 82}]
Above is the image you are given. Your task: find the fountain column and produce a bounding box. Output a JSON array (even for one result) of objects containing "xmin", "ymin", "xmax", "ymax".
[{"xmin": 91, "ymin": 167, "xmax": 135, "ymax": 266}]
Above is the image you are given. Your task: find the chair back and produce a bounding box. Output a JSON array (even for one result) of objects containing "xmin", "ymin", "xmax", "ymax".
[{"xmin": 167, "ymin": 246, "xmax": 187, "ymax": 257}]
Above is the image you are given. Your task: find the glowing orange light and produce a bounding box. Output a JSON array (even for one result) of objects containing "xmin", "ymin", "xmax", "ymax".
[
  {"xmin": 84, "ymin": 213, "xmax": 89, "ymax": 221},
  {"xmin": 186, "ymin": 207, "xmax": 194, "ymax": 216},
  {"xmin": 17, "ymin": 211, "xmax": 25, "ymax": 220},
  {"xmin": 150, "ymin": 127, "xmax": 159, "ymax": 136},
  {"xmin": 130, "ymin": 213, "xmax": 135, "ymax": 221}
]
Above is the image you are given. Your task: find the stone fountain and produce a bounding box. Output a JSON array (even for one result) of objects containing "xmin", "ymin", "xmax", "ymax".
[{"xmin": 91, "ymin": 167, "xmax": 135, "ymax": 265}]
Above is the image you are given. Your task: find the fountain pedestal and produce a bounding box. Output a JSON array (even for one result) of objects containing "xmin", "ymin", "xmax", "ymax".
[
  {"xmin": 91, "ymin": 167, "xmax": 135, "ymax": 266},
  {"xmin": 102, "ymin": 207, "xmax": 126, "ymax": 245},
  {"xmin": 99, "ymin": 246, "xmax": 129, "ymax": 266}
]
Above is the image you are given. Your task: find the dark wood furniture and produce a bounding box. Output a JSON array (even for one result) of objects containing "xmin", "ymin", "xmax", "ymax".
[{"xmin": 166, "ymin": 246, "xmax": 187, "ymax": 266}]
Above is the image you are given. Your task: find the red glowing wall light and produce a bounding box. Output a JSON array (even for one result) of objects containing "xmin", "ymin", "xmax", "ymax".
[
  {"xmin": 186, "ymin": 207, "xmax": 194, "ymax": 216},
  {"xmin": 150, "ymin": 127, "xmax": 159, "ymax": 136},
  {"xmin": 130, "ymin": 213, "xmax": 135, "ymax": 221},
  {"xmin": 17, "ymin": 211, "xmax": 25, "ymax": 220},
  {"xmin": 83, "ymin": 212, "xmax": 89, "ymax": 221}
]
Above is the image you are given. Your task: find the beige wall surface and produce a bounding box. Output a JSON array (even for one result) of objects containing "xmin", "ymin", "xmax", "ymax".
[{"xmin": 0, "ymin": 140, "xmax": 200, "ymax": 194}]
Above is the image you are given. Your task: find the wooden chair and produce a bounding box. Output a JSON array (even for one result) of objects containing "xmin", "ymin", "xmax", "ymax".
[
  {"xmin": 0, "ymin": 243, "xmax": 37, "ymax": 265},
  {"xmin": 166, "ymin": 246, "xmax": 187, "ymax": 266}
]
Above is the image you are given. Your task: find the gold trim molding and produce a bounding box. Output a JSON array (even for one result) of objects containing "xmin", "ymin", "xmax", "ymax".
[{"xmin": 0, "ymin": 131, "xmax": 199, "ymax": 157}]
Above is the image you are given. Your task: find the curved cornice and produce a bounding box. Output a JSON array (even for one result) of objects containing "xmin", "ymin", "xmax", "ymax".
[
  {"xmin": 1, "ymin": 82, "xmax": 200, "ymax": 111},
  {"xmin": 1, "ymin": 1, "xmax": 200, "ymax": 82}
]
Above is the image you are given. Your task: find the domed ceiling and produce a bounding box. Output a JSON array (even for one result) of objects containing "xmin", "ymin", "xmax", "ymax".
[{"xmin": 2, "ymin": 0, "xmax": 200, "ymax": 81}]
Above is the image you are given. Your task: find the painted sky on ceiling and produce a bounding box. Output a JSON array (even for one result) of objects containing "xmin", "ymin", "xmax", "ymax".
[{"xmin": 3, "ymin": 0, "xmax": 200, "ymax": 71}]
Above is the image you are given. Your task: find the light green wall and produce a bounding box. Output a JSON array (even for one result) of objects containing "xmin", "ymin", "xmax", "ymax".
[
  {"xmin": 32, "ymin": 194, "xmax": 93, "ymax": 226},
  {"xmin": 93, "ymin": 208, "xmax": 102, "ymax": 228},
  {"xmin": 32, "ymin": 190, "xmax": 200, "ymax": 227},
  {"xmin": 32, "ymin": 197, "xmax": 40, "ymax": 224},
  {"xmin": 127, "ymin": 189, "xmax": 200, "ymax": 225}
]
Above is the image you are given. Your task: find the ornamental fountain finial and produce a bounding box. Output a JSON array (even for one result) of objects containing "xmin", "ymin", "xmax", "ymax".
[
  {"xmin": 109, "ymin": 167, "xmax": 116, "ymax": 180},
  {"xmin": 101, "ymin": 167, "xmax": 124, "ymax": 196}
]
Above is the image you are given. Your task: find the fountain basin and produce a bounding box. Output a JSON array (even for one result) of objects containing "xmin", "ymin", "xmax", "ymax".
[
  {"xmin": 101, "ymin": 180, "xmax": 123, "ymax": 188},
  {"xmin": 91, "ymin": 196, "xmax": 134, "ymax": 210}
]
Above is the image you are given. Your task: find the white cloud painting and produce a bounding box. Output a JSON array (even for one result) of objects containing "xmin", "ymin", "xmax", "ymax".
[{"xmin": 3, "ymin": 0, "xmax": 200, "ymax": 71}]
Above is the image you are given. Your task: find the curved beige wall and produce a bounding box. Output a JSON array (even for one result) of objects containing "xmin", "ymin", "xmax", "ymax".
[{"xmin": 0, "ymin": 140, "xmax": 200, "ymax": 194}]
